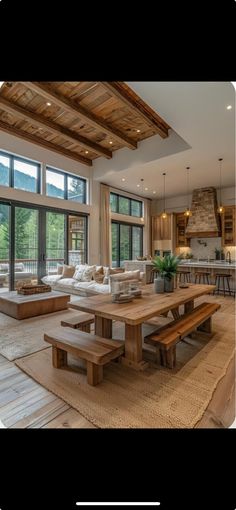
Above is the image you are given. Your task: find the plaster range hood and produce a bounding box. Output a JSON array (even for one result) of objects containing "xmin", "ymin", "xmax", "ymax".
[{"xmin": 185, "ymin": 187, "xmax": 221, "ymax": 238}]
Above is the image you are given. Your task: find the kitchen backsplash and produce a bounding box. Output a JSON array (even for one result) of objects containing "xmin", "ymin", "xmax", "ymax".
[{"xmin": 190, "ymin": 237, "xmax": 222, "ymax": 259}]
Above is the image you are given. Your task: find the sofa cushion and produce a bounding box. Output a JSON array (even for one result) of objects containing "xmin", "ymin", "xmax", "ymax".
[
  {"xmin": 56, "ymin": 278, "xmax": 77, "ymax": 291},
  {"xmin": 62, "ymin": 264, "xmax": 76, "ymax": 278},
  {"xmin": 57, "ymin": 264, "xmax": 63, "ymax": 275},
  {"xmin": 93, "ymin": 266, "xmax": 104, "ymax": 284},
  {"xmin": 41, "ymin": 275, "xmax": 63, "ymax": 285},
  {"xmin": 74, "ymin": 281, "xmax": 110, "ymax": 294},
  {"xmin": 73, "ymin": 265, "xmax": 96, "ymax": 282}
]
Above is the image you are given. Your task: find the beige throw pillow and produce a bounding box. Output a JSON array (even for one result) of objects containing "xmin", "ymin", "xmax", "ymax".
[
  {"xmin": 57, "ymin": 264, "xmax": 63, "ymax": 275},
  {"xmin": 62, "ymin": 265, "xmax": 76, "ymax": 278},
  {"xmin": 93, "ymin": 266, "xmax": 104, "ymax": 284}
]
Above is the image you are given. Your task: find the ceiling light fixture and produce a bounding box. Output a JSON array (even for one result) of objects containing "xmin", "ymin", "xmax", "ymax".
[
  {"xmin": 85, "ymin": 150, "xmax": 89, "ymax": 154},
  {"xmin": 226, "ymin": 105, "xmax": 232, "ymax": 110},
  {"xmin": 217, "ymin": 158, "xmax": 225, "ymax": 214},
  {"xmin": 161, "ymin": 173, "xmax": 167, "ymax": 219},
  {"xmin": 140, "ymin": 179, "xmax": 145, "ymax": 222},
  {"xmin": 122, "ymin": 178, "xmax": 125, "ymax": 182},
  {"xmin": 136, "ymin": 129, "xmax": 141, "ymax": 133},
  {"xmin": 46, "ymin": 102, "xmax": 51, "ymax": 106},
  {"xmin": 137, "ymin": 184, "xmax": 140, "ymax": 188},
  {"xmin": 153, "ymin": 191, "xmax": 156, "ymax": 194},
  {"xmin": 145, "ymin": 187, "xmax": 148, "ymax": 191},
  {"xmin": 184, "ymin": 166, "xmax": 192, "ymax": 217},
  {"xmin": 109, "ymin": 141, "xmax": 113, "ymax": 145}
]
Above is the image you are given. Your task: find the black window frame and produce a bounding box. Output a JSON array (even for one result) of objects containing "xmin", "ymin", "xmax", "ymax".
[
  {"xmin": 0, "ymin": 150, "xmax": 40, "ymax": 193},
  {"xmin": 110, "ymin": 192, "xmax": 143, "ymax": 218},
  {"xmin": 111, "ymin": 220, "xmax": 143, "ymax": 267},
  {"xmin": 46, "ymin": 166, "xmax": 87, "ymax": 204}
]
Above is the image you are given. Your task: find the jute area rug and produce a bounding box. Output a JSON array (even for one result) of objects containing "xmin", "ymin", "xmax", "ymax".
[
  {"xmin": 0, "ymin": 309, "xmax": 81, "ymax": 361},
  {"xmin": 15, "ymin": 311, "xmax": 235, "ymax": 428}
]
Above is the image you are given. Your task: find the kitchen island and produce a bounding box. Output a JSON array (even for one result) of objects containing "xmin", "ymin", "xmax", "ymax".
[{"xmin": 179, "ymin": 260, "xmax": 236, "ymax": 293}]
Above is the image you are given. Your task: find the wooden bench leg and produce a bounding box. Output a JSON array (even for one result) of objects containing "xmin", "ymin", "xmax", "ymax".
[
  {"xmin": 79, "ymin": 324, "xmax": 91, "ymax": 333},
  {"xmin": 52, "ymin": 346, "xmax": 67, "ymax": 368},
  {"xmin": 197, "ymin": 316, "xmax": 212, "ymax": 334},
  {"xmin": 87, "ymin": 361, "xmax": 103, "ymax": 386},
  {"xmin": 159, "ymin": 349, "xmax": 167, "ymax": 367},
  {"xmin": 166, "ymin": 347, "xmax": 176, "ymax": 369}
]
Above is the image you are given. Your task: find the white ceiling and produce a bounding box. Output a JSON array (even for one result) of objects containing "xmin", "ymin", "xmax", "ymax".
[{"xmin": 93, "ymin": 82, "xmax": 235, "ymax": 199}]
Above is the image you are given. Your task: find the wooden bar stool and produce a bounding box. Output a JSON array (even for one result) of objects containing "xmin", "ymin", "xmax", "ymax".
[
  {"xmin": 150, "ymin": 268, "xmax": 159, "ymax": 283},
  {"xmin": 214, "ymin": 273, "xmax": 232, "ymax": 296},
  {"xmin": 194, "ymin": 271, "xmax": 210, "ymax": 284},
  {"xmin": 177, "ymin": 270, "xmax": 191, "ymax": 284}
]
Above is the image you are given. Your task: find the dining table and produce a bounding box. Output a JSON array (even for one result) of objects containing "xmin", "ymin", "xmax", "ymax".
[{"xmin": 69, "ymin": 283, "xmax": 216, "ymax": 370}]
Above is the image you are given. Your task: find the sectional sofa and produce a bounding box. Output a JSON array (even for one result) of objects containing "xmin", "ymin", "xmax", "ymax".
[{"xmin": 41, "ymin": 264, "xmax": 143, "ymax": 297}]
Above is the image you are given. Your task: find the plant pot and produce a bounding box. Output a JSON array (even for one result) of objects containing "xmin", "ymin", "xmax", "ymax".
[
  {"xmin": 164, "ymin": 277, "xmax": 174, "ymax": 292},
  {"xmin": 154, "ymin": 276, "xmax": 164, "ymax": 293}
]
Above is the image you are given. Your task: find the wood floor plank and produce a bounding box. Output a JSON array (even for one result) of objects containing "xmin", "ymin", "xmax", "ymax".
[
  {"xmin": 42, "ymin": 408, "xmax": 96, "ymax": 428},
  {"xmin": 11, "ymin": 400, "xmax": 70, "ymax": 428}
]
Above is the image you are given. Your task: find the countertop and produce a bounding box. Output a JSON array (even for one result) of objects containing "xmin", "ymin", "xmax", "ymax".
[{"xmin": 179, "ymin": 260, "xmax": 236, "ymax": 269}]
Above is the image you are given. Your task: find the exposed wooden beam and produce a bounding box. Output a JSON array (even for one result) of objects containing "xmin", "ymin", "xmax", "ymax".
[
  {"xmin": 0, "ymin": 96, "xmax": 111, "ymax": 160},
  {"xmin": 0, "ymin": 120, "xmax": 92, "ymax": 166},
  {"xmin": 101, "ymin": 82, "xmax": 170, "ymax": 139},
  {"xmin": 24, "ymin": 82, "xmax": 137, "ymax": 150}
]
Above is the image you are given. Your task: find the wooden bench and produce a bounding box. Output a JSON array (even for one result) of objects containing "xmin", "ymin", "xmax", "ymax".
[
  {"xmin": 61, "ymin": 313, "xmax": 94, "ymax": 332},
  {"xmin": 44, "ymin": 328, "xmax": 124, "ymax": 386},
  {"xmin": 144, "ymin": 302, "xmax": 221, "ymax": 369}
]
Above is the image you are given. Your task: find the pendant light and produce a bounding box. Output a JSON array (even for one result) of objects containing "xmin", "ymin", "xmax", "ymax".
[
  {"xmin": 140, "ymin": 178, "xmax": 144, "ymax": 222},
  {"xmin": 217, "ymin": 158, "xmax": 225, "ymax": 214},
  {"xmin": 184, "ymin": 166, "xmax": 192, "ymax": 217},
  {"xmin": 161, "ymin": 172, "xmax": 167, "ymax": 219}
]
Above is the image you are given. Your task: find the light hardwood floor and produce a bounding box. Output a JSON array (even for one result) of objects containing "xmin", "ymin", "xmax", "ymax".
[{"xmin": 0, "ymin": 294, "xmax": 235, "ymax": 428}]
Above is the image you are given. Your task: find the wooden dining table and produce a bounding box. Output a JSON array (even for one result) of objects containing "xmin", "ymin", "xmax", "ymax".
[{"xmin": 69, "ymin": 284, "xmax": 215, "ymax": 370}]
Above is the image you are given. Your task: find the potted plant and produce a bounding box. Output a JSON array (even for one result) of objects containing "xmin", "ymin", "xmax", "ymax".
[{"xmin": 152, "ymin": 254, "xmax": 181, "ymax": 292}]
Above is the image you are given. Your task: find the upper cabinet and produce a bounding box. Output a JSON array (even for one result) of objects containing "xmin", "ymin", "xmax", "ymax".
[
  {"xmin": 152, "ymin": 214, "xmax": 172, "ymax": 240},
  {"xmin": 221, "ymin": 206, "xmax": 236, "ymax": 246},
  {"xmin": 175, "ymin": 213, "xmax": 190, "ymax": 247}
]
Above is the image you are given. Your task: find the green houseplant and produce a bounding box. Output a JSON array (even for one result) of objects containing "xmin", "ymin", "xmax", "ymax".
[{"xmin": 152, "ymin": 254, "xmax": 182, "ymax": 292}]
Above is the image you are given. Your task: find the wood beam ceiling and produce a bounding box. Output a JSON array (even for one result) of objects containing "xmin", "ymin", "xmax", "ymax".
[
  {"xmin": 24, "ymin": 82, "xmax": 137, "ymax": 150},
  {"xmin": 101, "ymin": 82, "xmax": 170, "ymax": 138},
  {"xmin": 0, "ymin": 120, "xmax": 92, "ymax": 166},
  {"xmin": 0, "ymin": 96, "xmax": 112, "ymax": 160}
]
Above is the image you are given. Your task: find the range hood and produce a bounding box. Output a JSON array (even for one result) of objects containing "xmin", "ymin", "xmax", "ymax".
[{"xmin": 185, "ymin": 187, "xmax": 221, "ymax": 238}]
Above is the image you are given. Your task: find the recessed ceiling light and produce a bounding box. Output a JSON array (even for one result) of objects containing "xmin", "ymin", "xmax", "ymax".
[
  {"xmin": 85, "ymin": 150, "xmax": 89, "ymax": 154},
  {"xmin": 0, "ymin": 82, "xmax": 4, "ymax": 89},
  {"xmin": 109, "ymin": 141, "xmax": 113, "ymax": 145},
  {"xmin": 136, "ymin": 129, "xmax": 141, "ymax": 133},
  {"xmin": 137, "ymin": 184, "xmax": 140, "ymax": 187},
  {"xmin": 46, "ymin": 102, "xmax": 51, "ymax": 106},
  {"xmin": 226, "ymin": 105, "xmax": 232, "ymax": 110},
  {"xmin": 122, "ymin": 178, "xmax": 125, "ymax": 182},
  {"xmin": 153, "ymin": 191, "xmax": 156, "ymax": 194},
  {"xmin": 145, "ymin": 187, "xmax": 148, "ymax": 191}
]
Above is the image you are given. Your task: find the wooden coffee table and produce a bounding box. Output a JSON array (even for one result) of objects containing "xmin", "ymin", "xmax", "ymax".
[{"xmin": 0, "ymin": 291, "xmax": 70, "ymax": 319}]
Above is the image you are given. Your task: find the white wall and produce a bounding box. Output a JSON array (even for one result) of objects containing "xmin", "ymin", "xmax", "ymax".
[{"xmin": 0, "ymin": 132, "xmax": 101, "ymax": 265}]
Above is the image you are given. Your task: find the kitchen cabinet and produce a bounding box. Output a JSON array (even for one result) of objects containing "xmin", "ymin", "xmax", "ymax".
[
  {"xmin": 152, "ymin": 214, "xmax": 171, "ymax": 240},
  {"xmin": 221, "ymin": 206, "xmax": 236, "ymax": 246},
  {"xmin": 175, "ymin": 213, "xmax": 190, "ymax": 247}
]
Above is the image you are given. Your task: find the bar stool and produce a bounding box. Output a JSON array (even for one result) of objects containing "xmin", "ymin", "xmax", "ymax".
[
  {"xmin": 150, "ymin": 268, "xmax": 159, "ymax": 283},
  {"xmin": 214, "ymin": 273, "xmax": 232, "ymax": 296},
  {"xmin": 177, "ymin": 270, "xmax": 191, "ymax": 284},
  {"xmin": 194, "ymin": 271, "xmax": 210, "ymax": 284}
]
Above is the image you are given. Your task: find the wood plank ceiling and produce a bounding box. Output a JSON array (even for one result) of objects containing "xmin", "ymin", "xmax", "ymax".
[{"xmin": 0, "ymin": 82, "xmax": 170, "ymax": 166}]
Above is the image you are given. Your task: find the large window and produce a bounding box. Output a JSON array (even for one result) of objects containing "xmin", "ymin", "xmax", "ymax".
[
  {"xmin": 46, "ymin": 167, "xmax": 86, "ymax": 203},
  {"xmin": 110, "ymin": 192, "xmax": 142, "ymax": 218},
  {"xmin": 0, "ymin": 151, "xmax": 40, "ymax": 192},
  {"xmin": 111, "ymin": 221, "xmax": 143, "ymax": 267}
]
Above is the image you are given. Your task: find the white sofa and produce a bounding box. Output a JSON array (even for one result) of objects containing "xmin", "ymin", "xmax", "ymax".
[{"xmin": 41, "ymin": 265, "xmax": 143, "ymax": 297}]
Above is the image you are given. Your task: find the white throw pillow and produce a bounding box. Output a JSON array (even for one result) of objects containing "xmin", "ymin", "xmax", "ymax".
[{"xmin": 73, "ymin": 265, "xmax": 96, "ymax": 282}]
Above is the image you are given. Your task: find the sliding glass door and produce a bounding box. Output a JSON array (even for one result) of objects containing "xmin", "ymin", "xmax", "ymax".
[
  {"xmin": 0, "ymin": 201, "xmax": 88, "ymax": 290},
  {"xmin": 111, "ymin": 221, "xmax": 143, "ymax": 267},
  {"xmin": 14, "ymin": 206, "xmax": 39, "ymax": 289},
  {"xmin": 45, "ymin": 211, "xmax": 66, "ymax": 275},
  {"xmin": 0, "ymin": 203, "xmax": 10, "ymax": 292}
]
